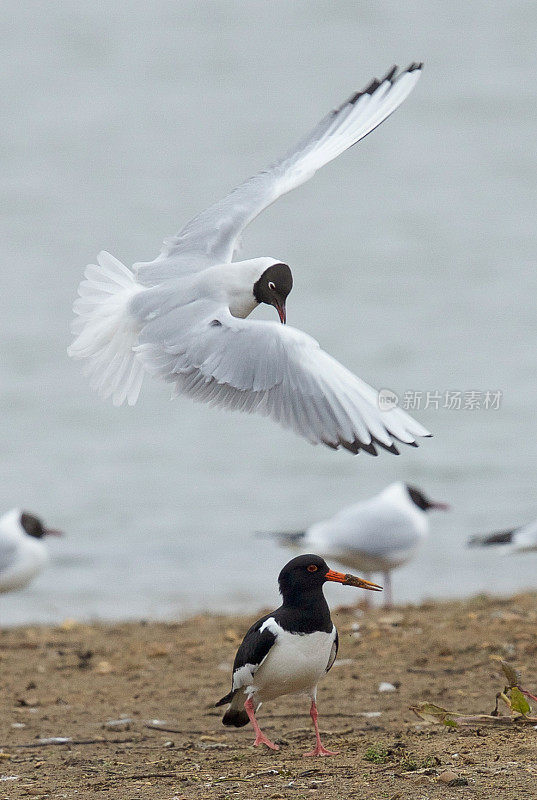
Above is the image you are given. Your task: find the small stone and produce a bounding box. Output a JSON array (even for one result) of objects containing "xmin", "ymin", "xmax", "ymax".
[
  {"xmin": 438, "ymin": 771, "xmax": 458, "ymax": 783},
  {"xmin": 95, "ymin": 660, "xmax": 113, "ymax": 674},
  {"xmin": 378, "ymin": 682, "xmax": 397, "ymax": 693},
  {"xmin": 103, "ymin": 718, "xmax": 132, "ymax": 731},
  {"xmin": 36, "ymin": 737, "xmax": 72, "ymax": 745},
  {"xmin": 16, "ymin": 697, "xmax": 39, "ymax": 708},
  {"xmin": 437, "ymin": 770, "xmax": 468, "ymax": 786}
]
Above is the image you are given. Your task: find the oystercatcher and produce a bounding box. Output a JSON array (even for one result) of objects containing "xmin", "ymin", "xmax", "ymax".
[{"xmin": 216, "ymin": 554, "xmax": 381, "ymax": 755}]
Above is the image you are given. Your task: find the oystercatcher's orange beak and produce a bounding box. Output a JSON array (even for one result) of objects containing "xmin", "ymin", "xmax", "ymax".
[{"xmin": 325, "ymin": 569, "xmax": 382, "ymax": 592}]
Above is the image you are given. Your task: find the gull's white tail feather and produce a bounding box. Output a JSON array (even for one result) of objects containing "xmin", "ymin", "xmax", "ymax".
[{"xmin": 68, "ymin": 251, "xmax": 145, "ymax": 406}]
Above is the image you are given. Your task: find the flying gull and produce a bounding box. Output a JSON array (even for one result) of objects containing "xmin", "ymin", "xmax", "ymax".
[{"xmin": 69, "ymin": 64, "xmax": 430, "ymax": 455}]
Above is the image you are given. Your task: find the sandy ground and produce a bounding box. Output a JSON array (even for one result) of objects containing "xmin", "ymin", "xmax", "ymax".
[{"xmin": 1, "ymin": 593, "xmax": 537, "ymax": 800}]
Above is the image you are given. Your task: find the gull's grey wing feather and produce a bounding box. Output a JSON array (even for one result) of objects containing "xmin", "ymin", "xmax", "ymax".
[
  {"xmin": 135, "ymin": 64, "xmax": 422, "ymax": 285},
  {"xmin": 135, "ymin": 308, "xmax": 430, "ymax": 454}
]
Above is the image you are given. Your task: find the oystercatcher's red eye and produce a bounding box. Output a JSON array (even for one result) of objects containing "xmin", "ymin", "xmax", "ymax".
[{"xmin": 307, "ymin": 564, "xmax": 318, "ymax": 573}]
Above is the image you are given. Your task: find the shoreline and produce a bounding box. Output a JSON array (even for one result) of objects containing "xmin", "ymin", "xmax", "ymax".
[{"xmin": 1, "ymin": 592, "xmax": 536, "ymax": 799}]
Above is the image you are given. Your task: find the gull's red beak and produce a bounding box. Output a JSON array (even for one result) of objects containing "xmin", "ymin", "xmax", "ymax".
[
  {"xmin": 430, "ymin": 501, "xmax": 450, "ymax": 511},
  {"xmin": 325, "ymin": 569, "xmax": 382, "ymax": 592},
  {"xmin": 44, "ymin": 528, "xmax": 64, "ymax": 537},
  {"xmin": 273, "ymin": 300, "xmax": 286, "ymax": 324}
]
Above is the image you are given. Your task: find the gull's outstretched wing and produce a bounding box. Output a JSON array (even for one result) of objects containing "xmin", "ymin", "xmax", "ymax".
[
  {"xmin": 135, "ymin": 63, "xmax": 422, "ymax": 285},
  {"xmin": 135, "ymin": 308, "xmax": 430, "ymax": 455}
]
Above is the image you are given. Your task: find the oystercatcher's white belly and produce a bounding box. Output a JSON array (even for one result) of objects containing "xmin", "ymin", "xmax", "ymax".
[{"xmin": 251, "ymin": 619, "xmax": 336, "ymax": 702}]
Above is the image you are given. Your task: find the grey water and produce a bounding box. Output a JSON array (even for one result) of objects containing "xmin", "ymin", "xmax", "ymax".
[{"xmin": 1, "ymin": 1, "xmax": 536, "ymax": 625}]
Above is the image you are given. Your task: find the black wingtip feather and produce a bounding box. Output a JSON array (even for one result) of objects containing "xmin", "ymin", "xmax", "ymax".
[
  {"xmin": 337, "ymin": 435, "xmax": 424, "ymax": 456},
  {"xmin": 359, "ymin": 440, "xmax": 379, "ymax": 456},
  {"xmin": 215, "ymin": 690, "xmax": 234, "ymax": 707},
  {"xmin": 382, "ymin": 65, "xmax": 398, "ymax": 83},
  {"xmin": 362, "ymin": 77, "xmax": 382, "ymax": 97},
  {"xmin": 375, "ymin": 439, "xmax": 400, "ymax": 455},
  {"xmin": 340, "ymin": 439, "xmax": 360, "ymax": 454},
  {"xmin": 322, "ymin": 438, "xmax": 340, "ymax": 451},
  {"xmin": 345, "ymin": 61, "xmax": 422, "ymax": 110}
]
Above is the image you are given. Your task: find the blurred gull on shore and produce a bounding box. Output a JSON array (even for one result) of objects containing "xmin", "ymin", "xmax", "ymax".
[
  {"xmin": 0, "ymin": 509, "xmax": 63, "ymax": 594},
  {"xmin": 261, "ymin": 482, "xmax": 449, "ymax": 607}
]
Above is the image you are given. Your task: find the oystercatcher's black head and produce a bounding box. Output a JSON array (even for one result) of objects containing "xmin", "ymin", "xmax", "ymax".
[
  {"xmin": 253, "ymin": 262, "xmax": 293, "ymax": 324},
  {"xmin": 20, "ymin": 512, "xmax": 63, "ymax": 539},
  {"xmin": 277, "ymin": 554, "xmax": 382, "ymax": 604},
  {"xmin": 405, "ymin": 485, "xmax": 450, "ymax": 512}
]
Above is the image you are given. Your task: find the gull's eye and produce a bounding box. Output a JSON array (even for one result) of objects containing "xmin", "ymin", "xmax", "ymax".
[
  {"xmin": 307, "ymin": 564, "xmax": 318, "ymax": 573},
  {"xmin": 268, "ymin": 281, "xmax": 276, "ymax": 291}
]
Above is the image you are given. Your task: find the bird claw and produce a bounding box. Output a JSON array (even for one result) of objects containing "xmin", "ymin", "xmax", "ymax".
[
  {"xmin": 303, "ymin": 744, "xmax": 339, "ymax": 757},
  {"xmin": 253, "ymin": 733, "xmax": 279, "ymax": 750}
]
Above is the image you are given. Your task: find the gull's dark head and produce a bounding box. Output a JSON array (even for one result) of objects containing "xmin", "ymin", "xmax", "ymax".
[
  {"xmin": 20, "ymin": 512, "xmax": 63, "ymax": 539},
  {"xmin": 405, "ymin": 485, "xmax": 450, "ymax": 512},
  {"xmin": 253, "ymin": 262, "xmax": 293, "ymax": 324},
  {"xmin": 277, "ymin": 554, "xmax": 382, "ymax": 603}
]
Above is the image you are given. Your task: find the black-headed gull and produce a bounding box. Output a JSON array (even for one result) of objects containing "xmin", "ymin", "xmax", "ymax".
[
  {"xmin": 0, "ymin": 509, "xmax": 63, "ymax": 594},
  {"xmin": 264, "ymin": 482, "xmax": 449, "ymax": 606},
  {"xmin": 69, "ymin": 64, "xmax": 430, "ymax": 455},
  {"xmin": 215, "ymin": 554, "xmax": 381, "ymax": 755},
  {"xmin": 469, "ymin": 518, "xmax": 537, "ymax": 553}
]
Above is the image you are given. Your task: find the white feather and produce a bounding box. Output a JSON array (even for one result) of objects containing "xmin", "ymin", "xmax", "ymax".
[
  {"xmin": 294, "ymin": 482, "xmax": 429, "ymax": 573},
  {"xmin": 68, "ymin": 251, "xmax": 145, "ymax": 407}
]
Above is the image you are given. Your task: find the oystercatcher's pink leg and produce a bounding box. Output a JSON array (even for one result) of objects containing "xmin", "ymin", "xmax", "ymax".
[
  {"xmin": 303, "ymin": 700, "xmax": 338, "ymax": 757},
  {"xmin": 244, "ymin": 698, "xmax": 279, "ymax": 750}
]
